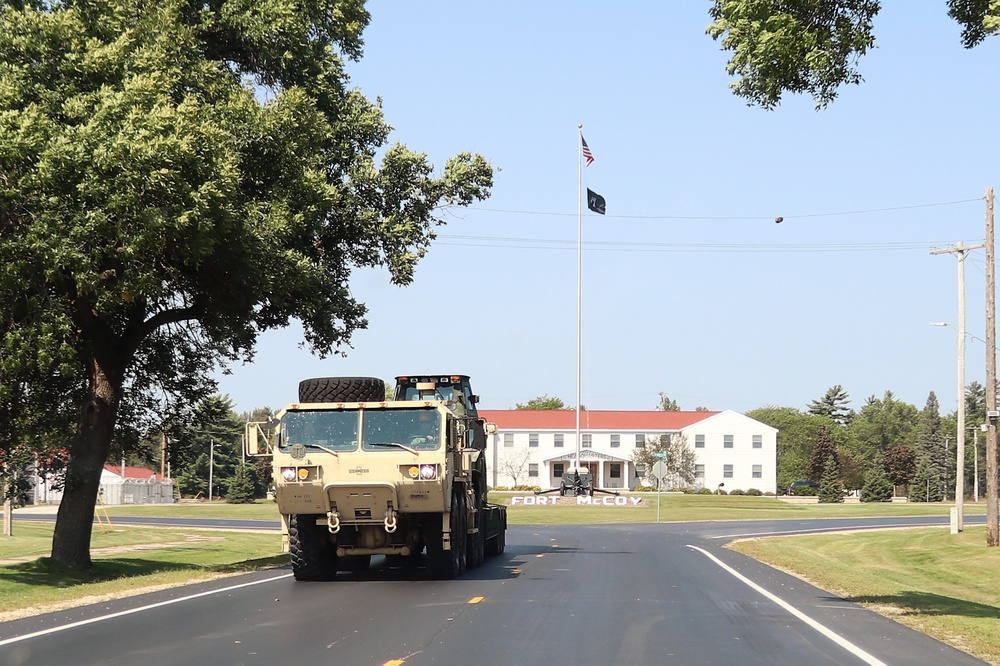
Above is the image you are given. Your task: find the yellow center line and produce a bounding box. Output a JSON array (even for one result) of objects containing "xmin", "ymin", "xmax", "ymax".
[
  {"xmin": 469, "ymin": 596, "xmax": 485, "ymax": 604},
  {"xmin": 536, "ymin": 553, "xmax": 544, "ymax": 558},
  {"xmin": 383, "ymin": 661, "xmax": 405, "ymax": 666}
]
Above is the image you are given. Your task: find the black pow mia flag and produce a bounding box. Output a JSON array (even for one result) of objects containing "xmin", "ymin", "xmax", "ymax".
[{"xmin": 586, "ymin": 188, "xmax": 606, "ymax": 215}]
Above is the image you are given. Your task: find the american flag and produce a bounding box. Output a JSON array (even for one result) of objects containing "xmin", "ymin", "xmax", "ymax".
[{"xmin": 581, "ymin": 135, "xmax": 594, "ymax": 167}]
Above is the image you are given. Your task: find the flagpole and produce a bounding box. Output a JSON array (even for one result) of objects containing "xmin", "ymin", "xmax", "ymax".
[{"xmin": 575, "ymin": 123, "xmax": 583, "ymax": 471}]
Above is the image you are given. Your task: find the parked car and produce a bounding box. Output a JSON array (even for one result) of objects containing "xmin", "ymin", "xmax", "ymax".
[{"xmin": 787, "ymin": 480, "xmax": 819, "ymax": 496}]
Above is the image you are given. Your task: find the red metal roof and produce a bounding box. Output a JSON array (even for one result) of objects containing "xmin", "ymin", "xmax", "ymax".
[
  {"xmin": 104, "ymin": 465, "xmax": 159, "ymax": 480},
  {"xmin": 477, "ymin": 410, "xmax": 718, "ymax": 430}
]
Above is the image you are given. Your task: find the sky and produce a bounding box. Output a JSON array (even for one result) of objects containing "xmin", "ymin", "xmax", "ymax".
[{"xmin": 214, "ymin": 2, "xmax": 1000, "ymax": 417}]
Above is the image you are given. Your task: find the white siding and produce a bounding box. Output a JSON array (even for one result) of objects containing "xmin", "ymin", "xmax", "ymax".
[{"xmin": 487, "ymin": 410, "xmax": 777, "ymax": 493}]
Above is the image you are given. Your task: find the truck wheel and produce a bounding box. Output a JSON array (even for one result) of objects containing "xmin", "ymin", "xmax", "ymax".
[
  {"xmin": 427, "ymin": 491, "xmax": 466, "ymax": 579},
  {"xmin": 298, "ymin": 377, "xmax": 385, "ymax": 403},
  {"xmin": 455, "ymin": 490, "xmax": 468, "ymax": 575},
  {"xmin": 289, "ymin": 514, "xmax": 338, "ymax": 581},
  {"xmin": 466, "ymin": 498, "xmax": 484, "ymax": 570}
]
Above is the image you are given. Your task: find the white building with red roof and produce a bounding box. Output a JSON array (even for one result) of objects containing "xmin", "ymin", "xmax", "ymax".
[{"xmin": 478, "ymin": 409, "xmax": 777, "ymax": 493}]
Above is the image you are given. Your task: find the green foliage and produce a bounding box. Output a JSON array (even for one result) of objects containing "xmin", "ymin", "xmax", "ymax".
[
  {"xmin": 225, "ymin": 463, "xmax": 256, "ymax": 504},
  {"xmin": 909, "ymin": 455, "xmax": 945, "ymax": 502},
  {"xmin": 849, "ymin": 391, "xmax": 918, "ymax": 458},
  {"xmin": 808, "ymin": 425, "xmax": 838, "ymax": 483},
  {"xmin": 745, "ymin": 406, "xmax": 833, "ymax": 490},
  {"xmin": 860, "ymin": 460, "xmax": 893, "ymax": 502},
  {"xmin": 515, "ymin": 395, "xmax": 567, "ymax": 410},
  {"xmin": 808, "ymin": 385, "xmax": 853, "ymax": 425},
  {"xmin": 706, "ymin": 0, "xmax": 880, "ymax": 109},
  {"xmin": 915, "ymin": 392, "xmax": 948, "ymax": 499},
  {"xmin": 707, "ymin": 2, "xmax": 1000, "ymax": 109},
  {"xmin": 0, "ymin": 0, "xmax": 493, "ymax": 567},
  {"xmin": 656, "ymin": 392, "xmax": 680, "ymax": 411},
  {"xmin": 883, "ymin": 444, "xmax": 917, "ymax": 487},
  {"xmin": 632, "ymin": 433, "xmax": 697, "ymax": 488},
  {"xmin": 818, "ymin": 457, "xmax": 844, "ymax": 503}
]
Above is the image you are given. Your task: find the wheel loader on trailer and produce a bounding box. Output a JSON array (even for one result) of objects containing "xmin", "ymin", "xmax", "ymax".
[{"xmin": 245, "ymin": 375, "xmax": 507, "ymax": 580}]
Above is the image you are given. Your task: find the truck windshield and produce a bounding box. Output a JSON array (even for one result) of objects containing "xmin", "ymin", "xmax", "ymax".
[
  {"xmin": 281, "ymin": 411, "xmax": 359, "ymax": 452},
  {"xmin": 363, "ymin": 408, "xmax": 441, "ymax": 451},
  {"xmin": 399, "ymin": 385, "xmax": 456, "ymax": 401}
]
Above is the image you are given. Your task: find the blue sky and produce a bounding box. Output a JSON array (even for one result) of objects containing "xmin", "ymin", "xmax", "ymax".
[{"xmin": 215, "ymin": 2, "xmax": 999, "ymax": 417}]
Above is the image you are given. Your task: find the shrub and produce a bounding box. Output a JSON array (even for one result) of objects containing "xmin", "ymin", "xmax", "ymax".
[
  {"xmin": 746, "ymin": 488, "xmax": 763, "ymax": 496},
  {"xmin": 729, "ymin": 489, "xmax": 746, "ymax": 496},
  {"xmin": 697, "ymin": 487, "xmax": 713, "ymax": 495}
]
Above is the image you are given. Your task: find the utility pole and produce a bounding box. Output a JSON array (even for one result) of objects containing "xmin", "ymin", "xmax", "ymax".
[
  {"xmin": 985, "ymin": 186, "xmax": 998, "ymax": 546},
  {"xmin": 931, "ymin": 240, "xmax": 984, "ymax": 531},
  {"xmin": 209, "ymin": 438, "xmax": 215, "ymax": 502}
]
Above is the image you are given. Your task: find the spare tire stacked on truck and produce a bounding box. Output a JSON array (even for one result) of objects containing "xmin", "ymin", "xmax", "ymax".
[{"xmin": 297, "ymin": 377, "xmax": 386, "ymax": 403}]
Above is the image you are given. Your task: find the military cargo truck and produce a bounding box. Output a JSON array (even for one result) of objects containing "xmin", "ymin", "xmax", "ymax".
[{"xmin": 245, "ymin": 374, "xmax": 506, "ymax": 580}]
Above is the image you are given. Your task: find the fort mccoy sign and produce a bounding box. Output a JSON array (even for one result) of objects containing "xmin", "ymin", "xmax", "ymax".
[{"xmin": 508, "ymin": 495, "xmax": 645, "ymax": 507}]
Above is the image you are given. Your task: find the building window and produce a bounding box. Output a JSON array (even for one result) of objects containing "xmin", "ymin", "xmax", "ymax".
[
  {"xmin": 723, "ymin": 464, "xmax": 733, "ymax": 478},
  {"xmin": 753, "ymin": 435, "xmax": 762, "ymax": 449},
  {"xmin": 752, "ymin": 464, "xmax": 762, "ymax": 479},
  {"xmin": 695, "ymin": 464, "xmax": 705, "ymax": 479},
  {"xmin": 610, "ymin": 463, "xmax": 621, "ymax": 479},
  {"xmin": 582, "ymin": 434, "xmax": 592, "ymax": 448},
  {"xmin": 695, "ymin": 434, "xmax": 705, "ymax": 448},
  {"xmin": 610, "ymin": 434, "xmax": 620, "ymax": 448},
  {"xmin": 529, "ymin": 434, "xmax": 539, "ymax": 448},
  {"xmin": 554, "ymin": 434, "xmax": 564, "ymax": 448},
  {"xmin": 503, "ymin": 433, "xmax": 513, "ymax": 448},
  {"xmin": 528, "ymin": 463, "xmax": 538, "ymax": 478},
  {"xmin": 724, "ymin": 435, "xmax": 734, "ymax": 449},
  {"xmin": 635, "ymin": 434, "xmax": 645, "ymax": 448},
  {"xmin": 553, "ymin": 463, "xmax": 565, "ymax": 478}
]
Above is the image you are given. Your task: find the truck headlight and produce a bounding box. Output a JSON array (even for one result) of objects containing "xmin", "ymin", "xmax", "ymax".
[{"xmin": 405, "ymin": 464, "xmax": 437, "ymax": 480}]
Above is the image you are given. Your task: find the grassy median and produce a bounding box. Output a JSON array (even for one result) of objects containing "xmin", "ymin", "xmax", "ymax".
[{"xmin": 728, "ymin": 525, "xmax": 1000, "ymax": 665}]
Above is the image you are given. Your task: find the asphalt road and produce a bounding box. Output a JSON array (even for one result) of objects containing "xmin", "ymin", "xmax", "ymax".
[{"xmin": 0, "ymin": 516, "xmax": 989, "ymax": 666}]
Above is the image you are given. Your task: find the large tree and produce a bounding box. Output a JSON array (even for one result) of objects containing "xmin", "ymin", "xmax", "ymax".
[
  {"xmin": 849, "ymin": 391, "xmax": 918, "ymax": 460},
  {"xmin": 632, "ymin": 434, "xmax": 697, "ymax": 489},
  {"xmin": 807, "ymin": 385, "xmax": 853, "ymax": 426},
  {"xmin": 707, "ymin": 1, "xmax": 1000, "ymax": 109},
  {"xmin": 0, "ymin": 0, "xmax": 493, "ymax": 568},
  {"xmin": 516, "ymin": 395, "xmax": 568, "ymax": 410}
]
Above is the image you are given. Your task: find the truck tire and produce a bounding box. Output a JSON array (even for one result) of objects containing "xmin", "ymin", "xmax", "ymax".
[
  {"xmin": 466, "ymin": 495, "xmax": 485, "ymax": 570},
  {"xmin": 427, "ymin": 491, "xmax": 466, "ymax": 579},
  {"xmin": 289, "ymin": 514, "xmax": 338, "ymax": 581},
  {"xmin": 298, "ymin": 377, "xmax": 385, "ymax": 403}
]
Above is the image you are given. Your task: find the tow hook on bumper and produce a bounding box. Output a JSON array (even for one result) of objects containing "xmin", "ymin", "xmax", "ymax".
[
  {"xmin": 384, "ymin": 510, "xmax": 398, "ymax": 533},
  {"xmin": 327, "ymin": 510, "xmax": 341, "ymax": 534}
]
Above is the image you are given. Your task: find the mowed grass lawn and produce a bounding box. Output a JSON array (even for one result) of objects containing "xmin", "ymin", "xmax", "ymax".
[{"xmin": 3, "ymin": 494, "xmax": 1000, "ymax": 663}]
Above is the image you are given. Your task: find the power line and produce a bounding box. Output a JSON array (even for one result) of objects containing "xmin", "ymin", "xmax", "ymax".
[
  {"xmin": 434, "ymin": 235, "xmax": 980, "ymax": 254},
  {"xmin": 463, "ymin": 196, "xmax": 984, "ymax": 222}
]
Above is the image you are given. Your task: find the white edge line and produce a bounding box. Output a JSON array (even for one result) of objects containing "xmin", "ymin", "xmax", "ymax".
[
  {"xmin": 687, "ymin": 545, "xmax": 889, "ymax": 666},
  {"xmin": 0, "ymin": 572, "xmax": 293, "ymax": 647},
  {"xmin": 710, "ymin": 522, "xmax": 944, "ymax": 540}
]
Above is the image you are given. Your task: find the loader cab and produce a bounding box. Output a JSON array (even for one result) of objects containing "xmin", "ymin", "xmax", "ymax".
[{"xmin": 394, "ymin": 375, "xmax": 480, "ymax": 418}]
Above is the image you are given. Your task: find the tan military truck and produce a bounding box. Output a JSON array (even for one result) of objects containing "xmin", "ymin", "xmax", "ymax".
[{"xmin": 245, "ymin": 374, "xmax": 506, "ymax": 580}]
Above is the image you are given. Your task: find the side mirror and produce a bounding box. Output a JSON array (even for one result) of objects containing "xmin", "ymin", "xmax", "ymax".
[{"xmin": 244, "ymin": 422, "xmax": 272, "ymax": 456}]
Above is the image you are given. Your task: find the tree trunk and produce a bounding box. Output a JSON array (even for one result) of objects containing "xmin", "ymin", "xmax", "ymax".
[{"xmin": 50, "ymin": 362, "xmax": 120, "ymax": 569}]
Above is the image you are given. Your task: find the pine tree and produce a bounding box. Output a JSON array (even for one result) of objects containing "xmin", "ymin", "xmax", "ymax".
[
  {"xmin": 909, "ymin": 455, "xmax": 944, "ymax": 502},
  {"xmin": 226, "ymin": 463, "xmax": 257, "ymax": 504},
  {"xmin": 915, "ymin": 392, "xmax": 948, "ymax": 499},
  {"xmin": 808, "ymin": 425, "xmax": 838, "ymax": 483},
  {"xmin": 861, "ymin": 460, "xmax": 893, "ymax": 502},
  {"xmin": 808, "ymin": 385, "xmax": 853, "ymax": 426},
  {"xmin": 818, "ymin": 457, "xmax": 844, "ymax": 503}
]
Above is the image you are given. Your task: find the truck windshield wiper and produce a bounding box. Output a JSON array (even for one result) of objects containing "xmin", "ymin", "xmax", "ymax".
[
  {"xmin": 286, "ymin": 442, "xmax": 340, "ymax": 457},
  {"xmin": 368, "ymin": 441, "xmax": 418, "ymax": 455}
]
